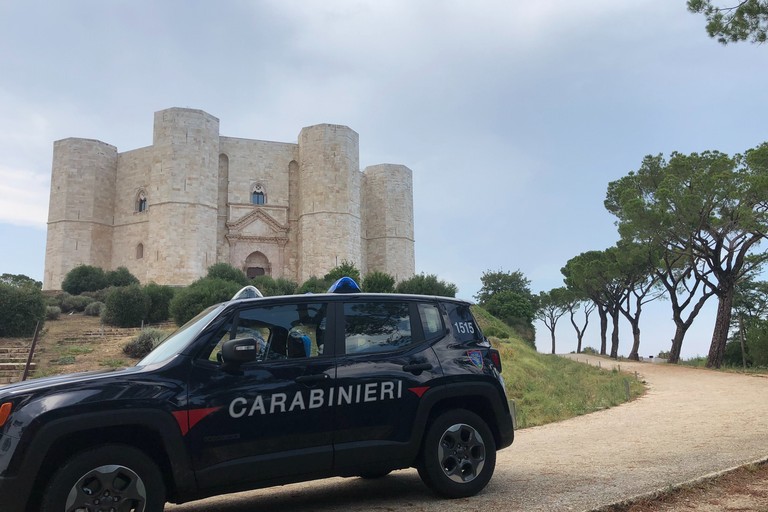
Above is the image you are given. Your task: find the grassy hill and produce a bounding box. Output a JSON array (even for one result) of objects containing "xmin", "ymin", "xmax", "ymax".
[{"xmin": 472, "ymin": 305, "xmax": 645, "ymax": 428}]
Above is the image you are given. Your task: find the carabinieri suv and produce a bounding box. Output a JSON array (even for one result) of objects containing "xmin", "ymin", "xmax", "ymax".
[{"xmin": 0, "ymin": 278, "xmax": 515, "ymax": 511}]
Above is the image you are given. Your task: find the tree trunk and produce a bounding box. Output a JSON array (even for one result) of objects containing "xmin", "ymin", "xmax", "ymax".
[
  {"xmin": 577, "ymin": 333, "xmax": 583, "ymax": 353},
  {"xmin": 739, "ymin": 315, "xmax": 747, "ymax": 370},
  {"xmin": 599, "ymin": 306, "xmax": 608, "ymax": 355},
  {"xmin": 550, "ymin": 327, "xmax": 556, "ymax": 355},
  {"xmin": 707, "ymin": 287, "xmax": 735, "ymax": 369},
  {"xmin": 668, "ymin": 322, "xmax": 687, "ymax": 364},
  {"xmin": 628, "ymin": 320, "xmax": 640, "ymax": 361},
  {"xmin": 610, "ymin": 310, "xmax": 620, "ymax": 359}
]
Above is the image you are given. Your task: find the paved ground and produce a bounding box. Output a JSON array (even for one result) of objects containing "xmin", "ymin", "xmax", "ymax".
[{"xmin": 167, "ymin": 357, "xmax": 768, "ymax": 512}]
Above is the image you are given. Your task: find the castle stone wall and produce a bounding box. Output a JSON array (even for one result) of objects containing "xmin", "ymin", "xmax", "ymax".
[
  {"xmin": 297, "ymin": 124, "xmax": 361, "ymax": 283},
  {"xmin": 362, "ymin": 164, "xmax": 415, "ymax": 282},
  {"xmin": 146, "ymin": 108, "xmax": 220, "ymax": 285},
  {"xmin": 43, "ymin": 108, "xmax": 415, "ymax": 290},
  {"xmin": 44, "ymin": 138, "xmax": 117, "ymax": 289}
]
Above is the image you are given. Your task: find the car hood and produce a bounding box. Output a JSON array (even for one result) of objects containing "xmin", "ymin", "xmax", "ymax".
[{"xmin": 0, "ymin": 366, "xmax": 142, "ymax": 398}]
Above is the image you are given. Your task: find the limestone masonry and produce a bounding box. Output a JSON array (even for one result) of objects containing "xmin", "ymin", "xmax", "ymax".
[{"xmin": 43, "ymin": 108, "xmax": 415, "ymax": 290}]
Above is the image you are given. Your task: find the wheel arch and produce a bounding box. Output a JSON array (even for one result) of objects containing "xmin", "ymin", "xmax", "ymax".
[{"xmin": 20, "ymin": 409, "xmax": 195, "ymax": 510}]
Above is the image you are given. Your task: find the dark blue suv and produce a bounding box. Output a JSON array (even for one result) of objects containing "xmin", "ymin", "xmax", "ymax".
[{"xmin": 0, "ymin": 279, "xmax": 514, "ymax": 511}]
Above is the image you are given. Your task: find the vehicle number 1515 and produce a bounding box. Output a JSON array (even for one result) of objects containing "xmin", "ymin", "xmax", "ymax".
[{"xmin": 453, "ymin": 321, "xmax": 475, "ymax": 335}]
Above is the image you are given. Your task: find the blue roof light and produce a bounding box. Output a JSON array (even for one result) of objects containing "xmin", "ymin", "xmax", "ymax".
[{"xmin": 328, "ymin": 276, "xmax": 362, "ymax": 293}]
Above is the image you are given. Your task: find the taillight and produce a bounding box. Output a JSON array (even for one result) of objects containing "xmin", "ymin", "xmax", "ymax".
[
  {"xmin": 489, "ymin": 349, "xmax": 502, "ymax": 373},
  {"xmin": 0, "ymin": 402, "xmax": 12, "ymax": 428}
]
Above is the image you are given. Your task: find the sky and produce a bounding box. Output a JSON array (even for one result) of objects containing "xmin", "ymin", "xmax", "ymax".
[{"xmin": 1, "ymin": 1, "xmax": 766, "ymax": 359}]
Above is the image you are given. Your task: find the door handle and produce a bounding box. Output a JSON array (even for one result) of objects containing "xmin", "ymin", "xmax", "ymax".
[
  {"xmin": 402, "ymin": 362, "xmax": 432, "ymax": 374},
  {"xmin": 295, "ymin": 374, "xmax": 330, "ymax": 385}
]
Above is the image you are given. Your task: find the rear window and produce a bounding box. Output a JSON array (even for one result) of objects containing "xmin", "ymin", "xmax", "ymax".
[
  {"xmin": 444, "ymin": 303, "xmax": 483, "ymax": 343},
  {"xmin": 343, "ymin": 301, "xmax": 414, "ymax": 354}
]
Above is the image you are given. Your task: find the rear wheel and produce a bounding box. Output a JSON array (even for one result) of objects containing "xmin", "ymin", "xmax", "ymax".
[
  {"xmin": 40, "ymin": 444, "xmax": 165, "ymax": 512},
  {"xmin": 417, "ymin": 409, "xmax": 496, "ymax": 498}
]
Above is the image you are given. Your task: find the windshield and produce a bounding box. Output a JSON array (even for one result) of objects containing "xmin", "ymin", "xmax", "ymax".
[{"xmin": 138, "ymin": 304, "xmax": 224, "ymax": 366}]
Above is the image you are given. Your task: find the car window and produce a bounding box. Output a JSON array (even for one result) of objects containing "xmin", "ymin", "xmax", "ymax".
[
  {"xmin": 443, "ymin": 302, "xmax": 483, "ymax": 343},
  {"xmin": 418, "ymin": 303, "xmax": 444, "ymax": 340},
  {"xmin": 204, "ymin": 302, "xmax": 328, "ymax": 363},
  {"xmin": 343, "ymin": 301, "xmax": 414, "ymax": 355}
]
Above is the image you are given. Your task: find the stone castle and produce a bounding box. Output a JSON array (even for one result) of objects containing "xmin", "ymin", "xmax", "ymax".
[{"xmin": 43, "ymin": 107, "xmax": 415, "ymax": 290}]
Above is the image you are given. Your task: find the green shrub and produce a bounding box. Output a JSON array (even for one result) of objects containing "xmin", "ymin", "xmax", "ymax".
[
  {"xmin": 123, "ymin": 328, "xmax": 167, "ymax": 358},
  {"xmin": 362, "ymin": 271, "xmax": 395, "ymax": 293},
  {"xmin": 144, "ymin": 283, "xmax": 175, "ymax": 323},
  {"xmin": 251, "ymin": 275, "xmax": 298, "ymax": 296},
  {"xmin": 60, "ymin": 294, "xmax": 94, "ymax": 313},
  {"xmin": 46, "ymin": 306, "xmax": 62, "ymax": 321},
  {"xmin": 0, "ymin": 282, "xmax": 46, "ymax": 337},
  {"xmin": 395, "ymin": 273, "xmax": 458, "ymax": 297},
  {"xmin": 298, "ymin": 276, "xmax": 330, "ymax": 294},
  {"xmin": 324, "ymin": 261, "xmax": 361, "ymax": 284},
  {"xmin": 82, "ymin": 288, "xmax": 112, "ymax": 303},
  {"xmin": 206, "ymin": 263, "xmax": 249, "ymax": 286},
  {"xmin": 84, "ymin": 301, "xmax": 105, "ymax": 317},
  {"xmin": 169, "ymin": 278, "xmax": 241, "ymax": 326},
  {"xmin": 582, "ymin": 346, "xmax": 599, "ymax": 355},
  {"xmin": 61, "ymin": 265, "xmax": 108, "ymax": 295},
  {"xmin": 102, "ymin": 285, "xmax": 149, "ymax": 328},
  {"xmin": 106, "ymin": 266, "xmax": 140, "ymax": 287}
]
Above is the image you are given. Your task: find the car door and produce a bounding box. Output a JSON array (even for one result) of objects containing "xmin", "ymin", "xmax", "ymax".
[
  {"xmin": 332, "ymin": 298, "xmax": 444, "ymax": 472},
  {"xmin": 184, "ymin": 299, "xmax": 336, "ymax": 490}
]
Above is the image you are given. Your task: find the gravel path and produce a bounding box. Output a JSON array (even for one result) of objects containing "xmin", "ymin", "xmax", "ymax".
[{"xmin": 167, "ymin": 357, "xmax": 768, "ymax": 512}]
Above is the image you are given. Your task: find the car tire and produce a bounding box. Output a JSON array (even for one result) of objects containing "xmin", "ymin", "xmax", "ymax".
[
  {"xmin": 417, "ymin": 409, "xmax": 496, "ymax": 498},
  {"xmin": 40, "ymin": 444, "xmax": 165, "ymax": 512}
]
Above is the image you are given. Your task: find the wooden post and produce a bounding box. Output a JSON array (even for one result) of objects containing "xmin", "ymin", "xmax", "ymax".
[{"xmin": 21, "ymin": 321, "xmax": 41, "ymax": 381}]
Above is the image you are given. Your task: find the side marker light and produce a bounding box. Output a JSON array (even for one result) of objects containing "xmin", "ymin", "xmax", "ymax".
[{"xmin": 0, "ymin": 402, "xmax": 12, "ymax": 428}]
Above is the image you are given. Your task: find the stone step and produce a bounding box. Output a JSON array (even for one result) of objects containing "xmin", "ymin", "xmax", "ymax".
[
  {"xmin": 0, "ymin": 347, "xmax": 31, "ymax": 354},
  {"xmin": 0, "ymin": 362, "xmax": 36, "ymax": 371}
]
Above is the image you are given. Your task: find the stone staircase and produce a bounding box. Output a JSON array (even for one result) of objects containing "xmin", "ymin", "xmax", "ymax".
[{"xmin": 0, "ymin": 344, "xmax": 37, "ymax": 385}]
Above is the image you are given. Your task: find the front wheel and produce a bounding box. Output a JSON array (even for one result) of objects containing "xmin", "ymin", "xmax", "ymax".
[
  {"xmin": 417, "ymin": 409, "xmax": 496, "ymax": 498},
  {"xmin": 41, "ymin": 444, "xmax": 166, "ymax": 512}
]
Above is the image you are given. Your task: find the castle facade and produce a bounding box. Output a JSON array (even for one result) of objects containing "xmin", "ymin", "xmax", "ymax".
[{"xmin": 43, "ymin": 108, "xmax": 415, "ymax": 290}]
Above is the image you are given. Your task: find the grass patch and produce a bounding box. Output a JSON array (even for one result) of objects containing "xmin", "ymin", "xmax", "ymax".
[{"xmin": 473, "ymin": 305, "xmax": 645, "ymax": 428}]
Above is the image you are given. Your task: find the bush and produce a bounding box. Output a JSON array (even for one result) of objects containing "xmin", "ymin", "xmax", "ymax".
[
  {"xmin": 362, "ymin": 271, "xmax": 395, "ymax": 293},
  {"xmin": 251, "ymin": 276, "xmax": 298, "ymax": 296},
  {"xmin": 582, "ymin": 346, "xmax": 599, "ymax": 355},
  {"xmin": 123, "ymin": 328, "xmax": 167, "ymax": 359},
  {"xmin": 0, "ymin": 282, "xmax": 46, "ymax": 337},
  {"xmin": 298, "ymin": 276, "xmax": 331, "ymax": 294},
  {"xmin": 324, "ymin": 261, "xmax": 361, "ymax": 284},
  {"xmin": 206, "ymin": 263, "xmax": 249, "ymax": 286},
  {"xmin": 395, "ymin": 273, "xmax": 458, "ymax": 297},
  {"xmin": 106, "ymin": 267, "xmax": 140, "ymax": 287},
  {"xmin": 102, "ymin": 285, "xmax": 149, "ymax": 328},
  {"xmin": 84, "ymin": 301, "xmax": 105, "ymax": 317},
  {"xmin": 61, "ymin": 265, "xmax": 108, "ymax": 295},
  {"xmin": 169, "ymin": 278, "xmax": 241, "ymax": 326},
  {"xmin": 46, "ymin": 306, "xmax": 62, "ymax": 321},
  {"xmin": 82, "ymin": 288, "xmax": 112, "ymax": 303},
  {"xmin": 144, "ymin": 283, "xmax": 175, "ymax": 323},
  {"xmin": 59, "ymin": 294, "xmax": 94, "ymax": 313}
]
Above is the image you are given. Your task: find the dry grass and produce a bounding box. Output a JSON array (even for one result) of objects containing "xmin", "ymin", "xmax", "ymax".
[
  {"xmin": 34, "ymin": 314, "xmax": 146, "ymax": 376},
  {"xmin": 600, "ymin": 462, "xmax": 768, "ymax": 512}
]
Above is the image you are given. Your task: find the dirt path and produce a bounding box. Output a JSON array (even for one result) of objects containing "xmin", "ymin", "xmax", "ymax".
[{"xmin": 167, "ymin": 357, "xmax": 768, "ymax": 511}]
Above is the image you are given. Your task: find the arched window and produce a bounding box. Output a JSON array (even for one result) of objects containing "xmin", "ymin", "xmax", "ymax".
[
  {"xmin": 251, "ymin": 184, "xmax": 266, "ymax": 205},
  {"xmin": 136, "ymin": 190, "xmax": 148, "ymax": 213},
  {"xmin": 136, "ymin": 243, "xmax": 144, "ymax": 259}
]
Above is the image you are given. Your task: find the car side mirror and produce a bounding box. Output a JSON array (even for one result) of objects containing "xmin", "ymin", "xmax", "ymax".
[{"xmin": 221, "ymin": 337, "xmax": 259, "ymax": 370}]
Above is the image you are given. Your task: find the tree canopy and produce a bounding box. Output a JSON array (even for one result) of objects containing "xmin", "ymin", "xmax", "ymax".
[
  {"xmin": 605, "ymin": 144, "xmax": 768, "ymax": 367},
  {"xmin": 688, "ymin": 0, "xmax": 768, "ymax": 44}
]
